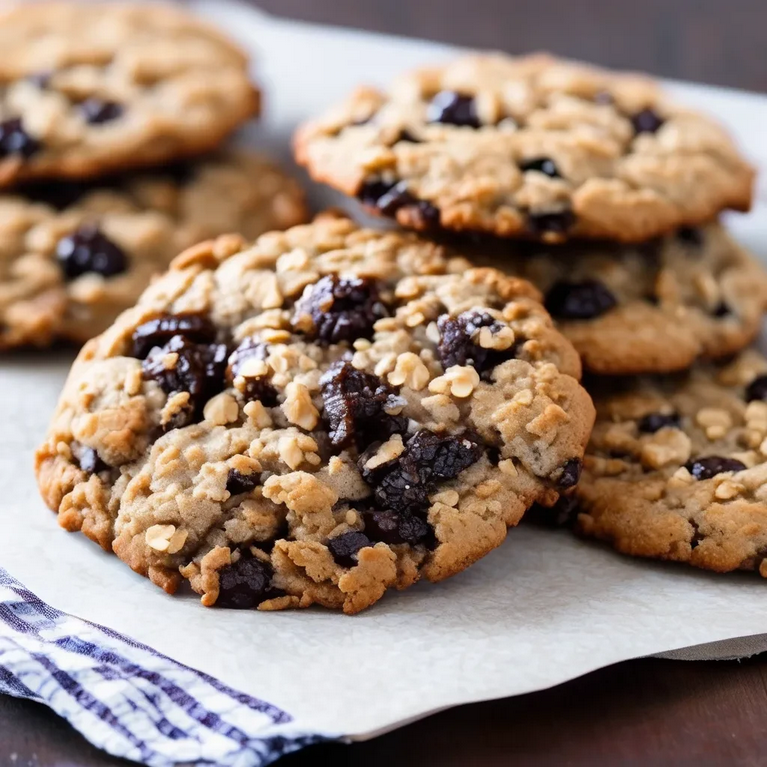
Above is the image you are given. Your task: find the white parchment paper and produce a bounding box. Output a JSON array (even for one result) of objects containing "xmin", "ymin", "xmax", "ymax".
[{"xmin": 2, "ymin": 1, "xmax": 767, "ymax": 741}]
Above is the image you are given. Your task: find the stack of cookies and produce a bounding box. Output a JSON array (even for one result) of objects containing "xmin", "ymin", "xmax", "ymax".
[
  {"xmin": 295, "ymin": 53, "xmax": 767, "ymax": 580},
  {"xmin": 31, "ymin": 18, "xmax": 767, "ymax": 615},
  {"xmin": 0, "ymin": 3, "xmax": 307, "ymax": 351}
]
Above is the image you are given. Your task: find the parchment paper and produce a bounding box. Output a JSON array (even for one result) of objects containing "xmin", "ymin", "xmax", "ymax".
[{"xmin": 1, "ymin": 0, "xmax": 767, "ymax": 743}]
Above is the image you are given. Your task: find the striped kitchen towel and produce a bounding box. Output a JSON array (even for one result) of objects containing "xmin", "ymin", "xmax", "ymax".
[{"xmin": 0, "ymin": 568, "xmax": 330, "ymax": 766}]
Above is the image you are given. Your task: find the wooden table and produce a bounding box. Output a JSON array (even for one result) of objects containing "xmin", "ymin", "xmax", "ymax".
[{"xmin": 5, "ymin": 1, "xmax": 766, "ymax": 765}]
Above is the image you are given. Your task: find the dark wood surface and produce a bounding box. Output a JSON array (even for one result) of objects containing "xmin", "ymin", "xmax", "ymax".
[{"xmin": 5, "ymin": 2, "xmax": 767, "ymax": 766}]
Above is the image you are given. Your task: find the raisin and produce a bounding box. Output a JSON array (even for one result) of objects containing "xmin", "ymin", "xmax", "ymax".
[
  {"xmin": 227, "ymin": 337, "xmax": 278, "ymax": 406},
  {"xmin": 373, "ymin": 430, "xmax": 483, "ymax": 514},
  {"xmin": 142, "ymin": 335, "xmax": 228, "ymax": 426},
  {"xmin": 555, "ymin": 458, "xmax": 582, "ymax": 489},
  {"xmin": 685, "ymin": 456, "xmax": 746, "ymax": 481},
  {"xmin": 56, "ymin": 224, "xmax": 128, "ymax": 280},
  {"xmin": 363, "ymin": 510, "xmax": 432, "ymax": 546},
  {"xmin": 80, "ymin": 98, "xmax": 124, "ymax": 124},
  {"xmin": 357, "ymin": 179, "xmax": 440, "ymax": 226},
  {"xmin": 745, "ymin": 375, "xmax": 767, "ymax": 402},
  {"xmin": 76, "ymin": 445, "xmax": 109, "ymax": 474},
  {"xmin": 226, "ymin": 469, "xmax": 260, "ymax": 496},
  {"xmin": 293, "ymin": 275, "xmax": 389, "ymax": 345},
  {"xmin": 638, "ymin": 412, "xmax": 681, "ymax": 433},
  {"xmin": 327, "ymin": 531, "xmax": 372, "ymax": 567},
  {"xmin": 520, "ymin": 157, "xmax": 560, "ymax": 178},
  {"xmin": 632, "ymin": 108, "xmax": 664, "ymax": 134},
  {"xmin": 320, "ymin": 361, "xmax": 407, "ymax": 448},
  {"xmin": 527, "ymin": 209, "xmax": 576, "ymax": 237},
  {"xmin": 0, "ymin": 118, "xmax": 41, "ymax": 159},
  {"xmin": 436, "ymin": 310, "xmax": 516, "ymax": 378},
  {"xmin": 677, "ymin": 227, "xmax": 704, "ymax": 246},
  {"xmin": 20, "ymin": 178, "xmax": 93, "ymax": 209},
  {"xmin": 712, "ymin": 301, "xmax": 731, "ymax": 318},
  {"xmin": 131, "ymin": 313, "xmax": 217, "ymax": 359},
  {"xmin": 216, "ymin": 556, "xmax": 273, "ymax": 609},
  {"xmin": 545, "ymin": 280, "xmax": 617, "ymax": 320},
  {"xmin": 427, "ymin": 91, "xmax": 480, "ymax": 128},
  {"xmin": 526, "ymin": 495, "xmax": 580, "ymax": 528}
]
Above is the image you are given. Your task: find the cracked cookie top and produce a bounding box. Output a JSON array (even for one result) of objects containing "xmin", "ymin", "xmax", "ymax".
[
  {"xmin": 574, "ymin": 350, "xmax": 767, "ymax": 576},
  {"xmin": 0, "ymin": 148, "xmax": 307, "ymax": 349},
  {"xmin": 35, "ymin": 215, "xmax": 595, "ymax": 614},
  {"xmin": 295, "ymin": 53, "xmax": 754, "ymax": 243},
  {"xmin": 0, "ymin": 3, "xmax": 259, "ymax": 184},
  {"xmin": 471, "ymin": 222, "xmax": 767, "ymax": 374}
]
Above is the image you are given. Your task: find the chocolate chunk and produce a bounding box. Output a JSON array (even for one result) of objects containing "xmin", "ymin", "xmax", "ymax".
[
  {"xmin": 56, "ymin": 224, "xmax": 128, "ymax": 280},
  {"xmin": 327, "ymin": 531, "xmax": 372, "ymax": 567},
  {"xmin": 427, "ymin": 91, "xmax": 480, "ymax": 128},
  {"xmin": 437, "ymin": 310, "xmax": 516, "ymax": 378},
  {"xmin": 685, "ymin": 456, "xmax": 747, "ymax": 481},
  {"xmin": 320, "ymin": 361, "xmax": 407, "ymax": 449},
  {"xmin": 745, "ymin": 375, "xmax": 767, "ymax": 403},
  {"xmin": 80, "ymin": 99, "xmax": 124, "ymax": 125},
  {"xmin": 131, "ymin": 314, "xmax": 217, "ymax": 359},
  {"xmin": 638, "ymin": 412, "xmax": 681, "ymax": 433},
  {"xmin": 0, "ymin": 118, "xmax": 41, "ymax": 159},
  {"xmin": 544, "ymin": 279, "xmax": 617, "ymax": 320},
  {"xmin": 363, "ymin": 510, "xmax": 432, "ymax": 546},
  {"xmin": 632, "ymin": 108, "xmax": 664, "ymax": 134},
  {"xmin": 555, "ymin": 458, "xmax": 582, "ymax": 489},
  {"xmin": 226, "ymin": 469, "xmax": 260, "ymax": 496},
  {"xmin": 216, "ymin": 556, "xmax": 273, "ymax": 609},
  {"xmin": 527, "ymin": 209, "xmax": 576, "ymax": 237},
  {"xmin": 520, "ymin": 157, "xmax": 560, "ymax": 178},
  {"xmin": 293, "ymin": 275, "xmax": 389, "ymax": 345},
  {"xmin": 227, "ymin": 337, "xmax": 278, "ymax": 406}
]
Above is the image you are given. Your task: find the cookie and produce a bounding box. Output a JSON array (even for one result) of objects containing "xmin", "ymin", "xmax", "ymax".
[
  {"xmin": 469, "ymin": 222, "xmax": 767, "ymax": 375},
  {"xmin": 0, "ymin": 3, "xmax": 259, "ymax": 185},
  {"xmin": 295, "ymin": 53, "xmax": 754, "ymax": 243},
  {"xmin": 0, "ymin": 148, "xmax": 307, "ymax": 349},
  {"xmin": 35, "ymin": 215, "xmax": 595, "ymax": 614},
  {"xmin": 573, "ymin": 350, "xmax": 767, "ymax": 576}
]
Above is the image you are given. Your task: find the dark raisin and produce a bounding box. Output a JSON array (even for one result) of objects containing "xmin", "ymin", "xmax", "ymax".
[
  {"xmin": 427, "ymin": 91, "xmax": 480, "ymax": 128},
  {"xmin": 405, "ymin": 199, "xmax": 441, "ymax": 229},
  {"xmin": 436, "ymin": 310, "xmax": 516, "ymax": 379},
  {"xmin": 56, "ymin": 224, "xmax": 128, "ymax": 280},
  {"xmin": 526, "ymin": 495, "xmax": 580, "ymax": 528},
  {"xmin": 28, "ymin": 71, "xmax": 53, "ymax": 88},
  {"xmin": 373, "ymin": 430, "xmax": 483, "ymax": 514},
  {"xmin": 632, "ymin": 108, "xmax": 664, "ymax": 134},
  {"xmin": 395, "ymin": 129, "xmax": 421, "ymax": 143},
  {"xmin": 76, "ymin": 446, "xmax": 109, "ymax": 474},
  {"xmin": 131, "ymin": 313, "xmax": 217, "ymax": 359},
  {"xmin": 520, "ymin": 157, "xmax": 560, "ymax": 178},
  {"xmin": 544, "ymin": 279, "xmax": 617, "ymax": 320},
  {"xmin": 685, "ymin": 456, "xmax": 747, "ymax": 481},
  {"xmin": 226, "ymin": 469, "xmax": 260, "ymax": 496},
  {"xmin": 555, "ymin": 458, "xmax": 582, "ymax": 489},
  {"xmin": 712, "ymin": 301, "xmax": 731, "ymax": 318},
  {"xmin": 677, "ymin": 227, "xmax": 704, "ymax": 246},
  {"xmin": 293, "ymin": 275, "xmax": 389, "ymax": 345},
  {"xmin": 227, "ymin": 337, "xmax": 278, "ymax": 406},
  {"xmin": 327, "ymin": 531, "xmax": 372, "ymax": 567},
  {"xmin": 320, "ymin": 361, "xmax": 407, "ymax": 449},
  {"xmin": 0, "ymin": 118, "xmax": 41, "ymax": 159},
  {"xmin": 364, "ymin": 510, "xmax": 432, "ymax": 546},
  {"xmin": 357, "ymin": 179, "xmax": 439, "ymax": 226},
  {"xmin": 19, "ymin": 178, "xmax": 93, "ymax": 209},
  {"xmin": 80, "ymin": 98, "xmax": 124, "ymax": 125},
  {"xmin": 745, "ymin": 375, "xmax": 767, "ymax": 402},
  {"xmin": 142, "ymin": 335, "xmax": 228, "ymax": 425},
  {"xmin": 638, "ymin": 412, "xmax": 681, "ymax": 433},
  {"xmin": 216, "ymin": 556, "xmax": 273, "ymax": 609},
  {"xmin": 527, "ymin": 209, "xmax": 576, "ymax": 237}
]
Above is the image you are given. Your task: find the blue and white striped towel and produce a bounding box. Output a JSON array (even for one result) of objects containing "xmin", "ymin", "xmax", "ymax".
[{"xmin": 0, "ymin": 568, "xmax": 329, "ymax": 766}]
